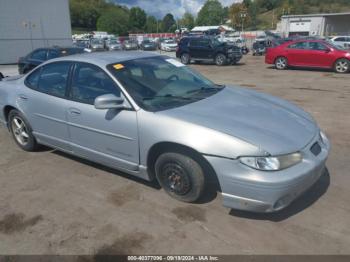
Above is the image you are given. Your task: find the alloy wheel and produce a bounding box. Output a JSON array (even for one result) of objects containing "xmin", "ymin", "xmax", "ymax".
[
  {"xmin": 11, "ymin": 116, "xmax": 29, "ymax": 146},
  {"xmin": 335, "ymin": 60, "xmax": 349, "ymax": 73},
  {"xmin": 275, "ymin": 57, "xmax": 287, "ymax": 70}
]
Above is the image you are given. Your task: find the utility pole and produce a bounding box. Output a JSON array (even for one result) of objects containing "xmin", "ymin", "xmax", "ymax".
[{"xmin": 240, "ymin": 12, "xmax": 247, "ymax": 37}]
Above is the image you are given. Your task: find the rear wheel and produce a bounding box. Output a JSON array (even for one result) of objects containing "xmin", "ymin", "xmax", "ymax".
[
  {"xmin": 8, "ymin": 110, "xmax": 38, "ymax": 151},
  {"xmin": 334, "ymin": 58, "xmax": 350, "ymax": 73},
  {"xmin": 155, "ymin": 152, "xmax": 205, "ymax": 203},
  {"xmin": 180, "ymin": 53, "xmax": 190, "ymax": 65},
  {"xmin": 215, "ymin": 53, "xmax": 227, "ymax": 66},
  {"xmin": 275, "ymin": 56, "xmax": 288, "ymax": 70}
]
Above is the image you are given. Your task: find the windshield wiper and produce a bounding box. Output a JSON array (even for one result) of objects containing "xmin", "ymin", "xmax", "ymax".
[
  {"xmin": 143, "ymin": 94, "xmax": 193, "ymax": 101},
  {"xmin": 186, "ymin": 85, "xmax": 224, "ymax": 94}
]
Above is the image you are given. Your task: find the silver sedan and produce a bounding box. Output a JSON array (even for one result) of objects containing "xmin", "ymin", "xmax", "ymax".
[{"xmin": 0, "ymin": 52, "xmax": 330, "ymax": 213}]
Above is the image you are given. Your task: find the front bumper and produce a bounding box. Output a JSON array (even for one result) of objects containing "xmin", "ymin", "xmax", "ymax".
[{"xmin": 204, "ymin": 132, "xmax": 330, "ymax": 213}]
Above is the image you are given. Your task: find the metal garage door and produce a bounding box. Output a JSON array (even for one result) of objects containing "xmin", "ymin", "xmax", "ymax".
[{"xmin": 289, "ymin": 20, "xmax": 311, "ymax": 36}]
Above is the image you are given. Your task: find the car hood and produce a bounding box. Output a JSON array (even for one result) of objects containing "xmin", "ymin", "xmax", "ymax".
[{"xmin": 160, "ymin": 87, "xmax": 317, "ymax": 155}]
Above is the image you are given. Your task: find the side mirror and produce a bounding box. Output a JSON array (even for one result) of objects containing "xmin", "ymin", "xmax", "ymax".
[
  {"xmin": 94, "ymin": 94, "xmax": 126, "ymax": 110},
  {"xmin": 325, "ymin": 48, "xmax": 331, "ymax": 53}
]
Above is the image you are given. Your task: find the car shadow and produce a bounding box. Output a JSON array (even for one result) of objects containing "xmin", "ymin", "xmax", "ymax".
[
  {"xmin": 229, "ymin": 168, "xmax": 330, "ymax": 222},
  {"xmin": 266, "ymin": 66, "xmax": 336, "ymax": 73},
  {"xmin": 52, "ymin": 150, "xmax": 162, "ymax": 190}
]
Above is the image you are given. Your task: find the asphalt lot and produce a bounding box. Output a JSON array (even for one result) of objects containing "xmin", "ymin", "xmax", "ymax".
[{"xmin": 0, "ymin": 54, "xmax": 350, "ymax": 255}]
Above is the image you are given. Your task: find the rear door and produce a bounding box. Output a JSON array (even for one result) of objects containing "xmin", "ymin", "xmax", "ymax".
[
  {"xmin": 285, "ymin": 41, "xmax": 309, "ymax": 66},
  {"xmin": 189, "ymin": 38, "xmax": 212, "ymax": 59},
  {"xmin": 65, "ymin": 62, "xmax": 139, "ymax": 171},
  {"xmin": 19, "ymin": 61, "xmax": 72, "ymax": 150}
]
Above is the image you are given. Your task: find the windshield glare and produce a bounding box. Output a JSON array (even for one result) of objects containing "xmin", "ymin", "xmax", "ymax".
[{"xmin": 108, "ymin": 56, "xmax": 223, "ymax": 111}]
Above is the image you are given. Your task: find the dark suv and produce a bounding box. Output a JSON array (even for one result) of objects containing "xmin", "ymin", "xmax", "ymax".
[
  {"xmin": 18, "ymin": 47, "xmax": 84, "ymax": 74},
  {"xmin": 176, "ymin": 36, "xmax": 242, "ymax": 66}
]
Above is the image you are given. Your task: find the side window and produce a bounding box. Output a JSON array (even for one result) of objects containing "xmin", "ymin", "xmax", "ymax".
[
  {"xmin": 308, "ymin": 42, "xmax": 327, "ymax": 51},
  {"xmin": 288, "ymin": 42, "xmax": 308, "ymax": 49},
  {"xmin": 190, "ymin": 39, "xmax": 200, "ymax": 47},
  {"xmin": 31, "ymin": 49, "xmax": 47, "ymax": 61},
  {"xmin": 47, "ymin": 50, "xmax": 60, "ymax": 59},
  {"xmin": 36, "ymin": 62, "xmax": 71, "ymax": 97},
  {"xmin": 335, "ymin": 37, "xmax": 345, "ymax": 42},
  {"xmin": 25, "ymin": 67, "xmax": 42, "ymax": 89},
  {"xmin": 70, "ymin": 63, "xmax": 121, "ymax": 105}
]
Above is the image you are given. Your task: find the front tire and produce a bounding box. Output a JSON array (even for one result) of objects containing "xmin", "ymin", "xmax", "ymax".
[
  {"xmin": 275, "ymin": 56, "xmax": 288, "ymax": 70},
  {"xmin": 334, "ymin": 58, "xmax": 350, "ymax": 73},
  {"xmin": 215, "ymin": 53, "xmax": 227, "ymax": 66},
  {"xmin": 155, "ymin": 152, "xmax": 205, "ymax": 203},
  {"xmin": 8, "ymin": 110, "xmax": 38, "ymax": 151}
]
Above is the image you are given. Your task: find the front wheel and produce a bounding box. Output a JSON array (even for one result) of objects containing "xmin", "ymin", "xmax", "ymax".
[
  {"xmin": 8, "ymin": 110, "xmax": 38, "ymax": 151},
  {"xmin": 155, "ymin": 152, "xmax": 205, "ymax": 203},
  {"xmin": 215, "ymin": 53, "xmax": 227, "ymax": 66},
  {"xmin": 334, "ymin": 58, "xmax": 350, "ymax": 73},
  {"xmin": 275, "ymin": 56, "xmax": 288, "ymax": 70}
]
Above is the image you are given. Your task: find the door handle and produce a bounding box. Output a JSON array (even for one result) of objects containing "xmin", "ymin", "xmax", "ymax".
[
  {"xmin": 68, "ymin": 108, "xmax": 81, "ymax": 115},
  {"xmin": 18, "ymin": 94, "xmax": 28, "ymax": 100}
]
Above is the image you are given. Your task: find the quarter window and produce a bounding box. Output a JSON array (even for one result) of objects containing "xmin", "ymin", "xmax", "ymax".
[
  {"xmin": 70, "ymin": 63, "xmax": 121, "ymax": 104},
  {"xmin": 25, "ymin": 67, "xmax": 41, "ymax": 89}
]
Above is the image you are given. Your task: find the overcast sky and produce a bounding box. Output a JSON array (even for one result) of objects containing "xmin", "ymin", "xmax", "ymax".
[{"xmin": 112, "ymin": 0, "xmax": 241, "ymax": 18}]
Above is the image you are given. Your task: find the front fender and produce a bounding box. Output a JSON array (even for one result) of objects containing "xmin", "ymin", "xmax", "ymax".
[{"xmin": 137, "ymin": 110, "xmax": 264, "ymax": 166}]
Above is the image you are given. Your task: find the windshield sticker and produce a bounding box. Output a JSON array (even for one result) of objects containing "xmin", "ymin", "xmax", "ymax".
[
  {"xmin": 166, "ymin": 59, "xmax": 185, "ymax": 67},
  {"xmin": 113, "ymin": 64, "xmax": 125, "ymax": 70}
]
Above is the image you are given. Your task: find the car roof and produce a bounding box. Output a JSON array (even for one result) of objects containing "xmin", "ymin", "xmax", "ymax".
[{"xmin": 50, "ymin": 51, "xmax": 161, "ymax": 67}]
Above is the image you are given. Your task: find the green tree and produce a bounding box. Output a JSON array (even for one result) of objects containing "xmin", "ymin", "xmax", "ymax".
[
  {"xmin": 97, "ymin": 7, "xmax": 129, "ymax": 36},
  {"xmin": 129, "ymin": 7, "xmax": 147, "ymax": 32},
  {"xmin": 161, "ymin": 13, "xmax": 176, "ymax": 32},
  {"xmin": 145, "ymin": 16, "xmax": 158, "ymax": 33},
  {"xmin": 196, "ymin": 0, "xmax": 224, "ymax": 25},
  {"xmin": 179, "ymin": 12, "xmax": 195, "ymax": 30}
]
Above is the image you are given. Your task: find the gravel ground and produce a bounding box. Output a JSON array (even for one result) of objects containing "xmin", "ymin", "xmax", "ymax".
[{"xmin": 0, "ymin": 54, "xmax": 349, "ymax": 255}]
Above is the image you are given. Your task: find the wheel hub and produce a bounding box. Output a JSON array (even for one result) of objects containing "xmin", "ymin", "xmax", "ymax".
[
  {"xmin": 162, "ymin": 163, "xmax": 191, "ymax": 195},
  {"xmin": 11, "ymin": 117, "xmax": 29, "ymax": 146}
]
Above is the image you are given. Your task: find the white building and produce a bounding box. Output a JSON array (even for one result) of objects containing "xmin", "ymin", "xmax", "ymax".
[
  {"xmin": 0, "ymin": 0, "xmax": 73, "ymax": 64},
  {"xmin": 279, "ymin": 12, "xmax": 350, "ymax": 37}
]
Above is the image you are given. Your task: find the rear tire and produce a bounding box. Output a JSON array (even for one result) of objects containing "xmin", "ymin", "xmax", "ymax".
[
  {"xmin": 334, "ymin": 58, "xmax": 350, "ymax": 73},
  {"xmin": 8, "ymin": 110, "xmax": 38, "ymax": 152},
  {"xmin": 180, "ymin": 53, "xmax": 190, "ymax": 65},
  {"xmin": 215, "ymin": 53, "xmax": 227, "ymax": 66},
  {"xmin": 275, "ymin": 56, "xmax": 288, "ymax": 70},
  {"xmin": 155, "ymin": 152, "xmax": 205, "ymax": 203}
]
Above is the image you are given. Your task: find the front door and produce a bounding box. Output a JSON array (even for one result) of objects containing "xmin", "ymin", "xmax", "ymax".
[
  {"xmin": 66, "ymin": 62, "xmax": 139, "ymax": 171},
  {"xmin": 306, "ymin": 41, "xmax": 335, "ymax": 68}
]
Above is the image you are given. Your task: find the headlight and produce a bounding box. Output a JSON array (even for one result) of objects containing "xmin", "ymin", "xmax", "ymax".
[{"xmin": 240, "ymin": 153, "xmax": 302, "ymax": 171}]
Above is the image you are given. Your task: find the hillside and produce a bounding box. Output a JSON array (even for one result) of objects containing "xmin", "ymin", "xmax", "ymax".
[{"xmin": 250, "ymin": 0, "xmax": 350, "ymax": 30}]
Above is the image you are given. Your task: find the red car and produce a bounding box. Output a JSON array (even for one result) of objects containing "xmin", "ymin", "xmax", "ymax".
[{"xmin": 265, "ymin": 39, "xmax": 350, "ymax": 73}]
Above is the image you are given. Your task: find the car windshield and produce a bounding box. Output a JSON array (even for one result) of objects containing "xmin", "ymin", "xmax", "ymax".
[
  {"xmin": 326, "ymin": 40, "xmax": 346, "ymax": 50},
  {"xmin": 108, "ymin": 56, "xmax": 224, "ymax": 112},
  {"xmin": 92, "ymin": 39, "xmax": 103, "ymax": 44},
  {"xmin": 109, "ymin": 40, "xmax": 120, "ymax": 44}
]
